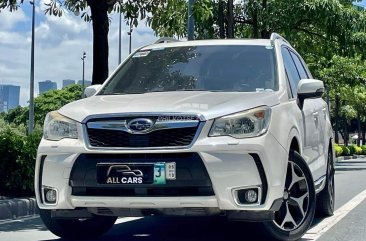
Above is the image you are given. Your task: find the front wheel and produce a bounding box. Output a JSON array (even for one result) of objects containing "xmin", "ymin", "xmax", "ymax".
[
  {"xmin": 262, "ymin": 151, "xmax": 316, "ymax": 241},
  {"xmin": 39, "ymin": 209, "xmax": 117, "ymax": 240}
]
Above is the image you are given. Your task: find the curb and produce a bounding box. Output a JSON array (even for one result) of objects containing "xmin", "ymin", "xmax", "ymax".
[
  {"xmin": 335, "ymin": 155, "xmax": 366, "ymax": 162},
  {"xmin": 0, "ymin": 197, "xmax": 38, "ymax": 221}
]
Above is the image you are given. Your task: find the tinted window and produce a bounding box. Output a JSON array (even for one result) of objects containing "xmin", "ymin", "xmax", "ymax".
[
  {"xmin": 99, "ymin": 45, "xmax": 278, "ymax": 95},
  {"xmin": 289, "ymin": 51, "xmax": 308, "ymax": 79},
  {"xmin": 281, "ymin": 47, "xmax": 301, "ymax": 97}
]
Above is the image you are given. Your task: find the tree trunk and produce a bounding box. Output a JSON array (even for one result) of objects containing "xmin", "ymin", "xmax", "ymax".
[
  {"xmin": 227, "ymin": 0, "xmax": 234, "ymax": 38},
  {"xmin": 357, "ymin": 113, "xmax": 361, "ymax": 146},
  {"xmin": 362, "ymin": 122, "xmax": 366, "ymax": 146},
  {"xmin": 260, "ymin": 0, "xmax": 270, "ymax": 38},
  {"xmin": 344, "ymin": 120, "xmax": 348, "ymax": 146},
  {"xmin": 252, "ymin": 9, "xmax": 259, "ymax": 38},
  {"xmin": 334, "ymin": 94, "xmax": 340, "ymax": 144},
  {"xmin": 218, "ymin": 0, "xmax": 225, "ymax": 39},
  {"xmin": 88, "ymin": 0, "xmax": 109, "ymax": 85}
]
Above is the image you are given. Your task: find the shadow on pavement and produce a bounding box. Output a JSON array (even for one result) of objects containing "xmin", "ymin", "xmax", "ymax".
[
  {"xmin": 0, "ymin": 215, "xmax": 330, "ymax": 241},
  {"xmin": 42, "ymin": 216, "xmax": 269, "ymax": 241},
  {"xmin": 0, "ymin": 217, "xmax": 48, "ymax": 232}
]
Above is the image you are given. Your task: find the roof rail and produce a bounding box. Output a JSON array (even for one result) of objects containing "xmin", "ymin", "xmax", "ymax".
[
  {"xmin": 154, "ymin": 37, "xmax": 180, "ymax": 44},
  {"xmin": 270, "ymin": 33, "xmax": 290, "ymax": 45}
]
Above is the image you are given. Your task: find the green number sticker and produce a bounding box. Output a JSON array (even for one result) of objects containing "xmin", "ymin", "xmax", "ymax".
[{"xmin": 153, "ymin": 163, "xmax": 166, "ymax": 184}]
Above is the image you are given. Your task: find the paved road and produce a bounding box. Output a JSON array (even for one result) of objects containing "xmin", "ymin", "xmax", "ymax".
[{"xmin": 1, "ymin": 159, "xmax": 366, "ymax": 241}]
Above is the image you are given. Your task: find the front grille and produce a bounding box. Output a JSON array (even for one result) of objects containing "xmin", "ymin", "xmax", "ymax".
[{"xmin": 87, "ymin": 127, "xmax": 198, "ymax": 148}]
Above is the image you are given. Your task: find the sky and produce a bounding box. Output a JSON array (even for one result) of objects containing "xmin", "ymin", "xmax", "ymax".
[
  {"xmin": 354, "ymin": 0, "xmax": 366, "ymax": 8},
  {"xmin": 0, "ymin": 0, "xmax": 158, "ymax": 106}
]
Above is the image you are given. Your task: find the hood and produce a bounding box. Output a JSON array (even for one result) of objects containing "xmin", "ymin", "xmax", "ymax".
[{"xmin": 59, "ymin": 91, "xmax": 280, "ymax": 122}]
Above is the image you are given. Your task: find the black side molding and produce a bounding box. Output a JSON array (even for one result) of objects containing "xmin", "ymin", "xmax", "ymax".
[
  {"xmin": 249, "ymin": 154, "xmax": 268, "ymax": 205},
  {"xmin": 38, "ymin": 155, "xmax": 47, "ymax": 204}
]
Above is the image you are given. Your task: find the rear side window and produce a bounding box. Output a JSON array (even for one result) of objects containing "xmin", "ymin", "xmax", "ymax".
[{"xmin": 281, "ymin": 47, "xmax": 300, "ymax": 97}]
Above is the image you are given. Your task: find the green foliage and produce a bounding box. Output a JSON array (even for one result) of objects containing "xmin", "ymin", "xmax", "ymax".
[
  {"xmin": 342, "ymin": 145, "xmax": 351, "ymax": 156},
  {"xmin": 5, "ymin": 129, "xmax": 42, "ymax": 194},
  {"xmin": 34, "ymin": 84, "xmax": 82, "ymax": 125},
  {"xmin": 0, "ymin": 85, "xmax": 81, "ymax": 196},
  {"xmin": 0, "ymin": 125, "xmax": 42, "ymax": 196},
  {"xmin": 348, "ymin": 144, "xmax": 357, "ymax": 155},
  {"xmin": 355, "ymin": 145, "xmax": 363, "ymax": 155},
  {"xmin": 0, "ymin": 128, "xmax": 23, "ymax": 193},
  {"xmin": 334, "ymin": 144, "xmax": 343, "ymax": 157},
  {"xmin": 361, "ymin": 145, "xmax": 366, "ymax": 155},
  {"xmin": 320, "ymin": 55, "xmax": 366, "ymax": 93},
  {"xmin": 3, "ymin": 105, "xmax": 28, "ymax": 127},
  {"xmin": 147, "ymin": 0, "xmax": 188, "ymax": 38},
  {"xmin": 3, "ymin": 84, "xmax": 82, "ymax": 128}
]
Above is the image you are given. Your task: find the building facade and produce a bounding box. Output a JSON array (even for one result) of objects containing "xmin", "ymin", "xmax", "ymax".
[
  {"xmin": 0, "ymin": 85, "xmax": 20, "ymax": 112},
  {"xmin": 77, "ymin": 80, "xmax": 92, "ymax": 87},
  {"xmin": 62, "ymin": 79, "xmax": 76, "ymax": 88},
  {"xmin": 39, "ymin": 80, "xmax": 57, "ymax": 94}
]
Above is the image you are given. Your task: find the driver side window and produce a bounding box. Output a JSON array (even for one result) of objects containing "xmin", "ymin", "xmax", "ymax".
[{"xmin": 281, "ymin": 47, "xmax": 301, "ymax": 98}]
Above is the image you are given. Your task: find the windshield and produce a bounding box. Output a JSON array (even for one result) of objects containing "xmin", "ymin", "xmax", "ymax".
[{"xmin": 99, "ymin": 45, "xmax": 278, "ymax": 95}]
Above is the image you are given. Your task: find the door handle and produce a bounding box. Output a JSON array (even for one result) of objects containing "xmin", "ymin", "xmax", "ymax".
[
  {"xmin": 322, "ymin": 108, "xmax": 327, "ymax": 119},
  {"xmin": 313, "ymin": 112, "xmax": 319, "ymax": 124}
]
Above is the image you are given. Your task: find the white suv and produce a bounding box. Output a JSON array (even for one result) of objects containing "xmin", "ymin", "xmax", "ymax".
[{"xmin": 36, "ymin": 34, "xmax": 335, "ymax": 241}]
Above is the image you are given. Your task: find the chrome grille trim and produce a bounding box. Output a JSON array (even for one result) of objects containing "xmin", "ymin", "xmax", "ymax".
[
  {"xmin": 81, "ymin": 112, "xmax": 206, "ymax": 123},
  {"xmin": 87, "ymin": 120, "xmax": 200, "ymax": 134}
]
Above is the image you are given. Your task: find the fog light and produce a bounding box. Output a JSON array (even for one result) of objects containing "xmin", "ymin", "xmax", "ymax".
[
  {"xmin": 43, "ymin": 187, "xmax": 57, "ymax": 204},
  {"xmin": 235, "ymin": 187, "xmax": 260, "ymax": 205},
  {"xmin": 245, "ymin": 189, "xmax": 258, "ymax": 203}
]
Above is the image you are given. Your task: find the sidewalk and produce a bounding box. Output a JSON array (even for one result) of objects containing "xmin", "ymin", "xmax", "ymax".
[
  {"xmin": 335, "ymin": 156, "xmax": 366, "ymax": 171},
  {"xmin": 336, "ymin": 155, "xmax": 366, "ymax": 162},
  {"xmin": 0, "ymin": 197, "xmax": 38, "ymax": 221}
]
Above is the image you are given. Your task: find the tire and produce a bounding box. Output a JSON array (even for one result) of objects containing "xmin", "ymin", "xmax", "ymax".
[
  {"xmin": 39, "ymin": 209, "xmax": 117, "ymax": 240},
  {"xmin": 261, "ymin": 151, "xmax": 316, "ymax": 241},
  {"xmin": 316, "ymin": 147, "xmax": 335, "ymax": 217}
]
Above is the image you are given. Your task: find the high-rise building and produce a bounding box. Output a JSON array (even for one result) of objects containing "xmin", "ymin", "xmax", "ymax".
[
  {"xmin": 62, "ymin": 79, "xmax": 75, "ymax": 88},
  {"xmin": 0, "ymin": 84, "xmax": 20, "ymax": 112},
  {"xmin": 77, "ymin": 80, "xmax": 92, "ymax": 87},
  {"xmin": 39, "ymin": 80, "xmax": 57, "ymax": 94}
]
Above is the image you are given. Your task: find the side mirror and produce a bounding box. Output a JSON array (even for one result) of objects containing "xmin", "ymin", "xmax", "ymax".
[
  {"xmin": 84, "ymin": 84, "xmax": 102, "ymax": 98},
  {"xmin": 297, "ymin": 79, "xmax": 324, "ymax": 109}
]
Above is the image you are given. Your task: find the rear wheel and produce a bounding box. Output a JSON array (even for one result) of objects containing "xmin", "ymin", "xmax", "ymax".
[
  {"xmin": 39, "ymin": 209, "xmax": 117, "ymax": 240},
  {"xmin": 316, "ymin": 147, "xmax": 335, "ymax": 217},
  {"xmin": 262, "ymin": 151, "xmax": 316, "ymax": 241}
]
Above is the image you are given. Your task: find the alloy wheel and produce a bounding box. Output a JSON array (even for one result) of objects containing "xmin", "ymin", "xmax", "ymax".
[{"xmin": 273, "ymin": 161, "xmax": 310, "ymax": 231}]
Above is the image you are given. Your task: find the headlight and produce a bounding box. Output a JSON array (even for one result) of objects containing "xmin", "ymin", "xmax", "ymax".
[
  {"xmin": 43, "ymin": 111, "xmax": 78, "ymax": 141},
  {"xmin": 209, "ymin": 106, "xmax": 271, "ymax": 138}
]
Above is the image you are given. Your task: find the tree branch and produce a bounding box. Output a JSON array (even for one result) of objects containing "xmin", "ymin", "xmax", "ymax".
[
  {"xmin": 235, "ymin": 16, "xmax": 253, "ymax": 25},
  {"xmin": 294, "ymin": 26, "xmax": 326, "ymax": 39}
]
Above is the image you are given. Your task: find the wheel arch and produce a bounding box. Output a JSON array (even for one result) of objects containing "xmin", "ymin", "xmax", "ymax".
[{"xmin": 287, "ymin": 127, "xmax": 302, "ymax": 155}]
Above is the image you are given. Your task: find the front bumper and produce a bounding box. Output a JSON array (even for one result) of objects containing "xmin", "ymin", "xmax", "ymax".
[{"xmin": 35, "ymin": 120, "xmax": 288, "ymax": 212}]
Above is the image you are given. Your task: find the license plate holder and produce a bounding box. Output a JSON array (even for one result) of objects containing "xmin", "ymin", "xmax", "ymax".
[{"xmin": 97, "ymin": 162, "xmax": 170, "ymax": 185}]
